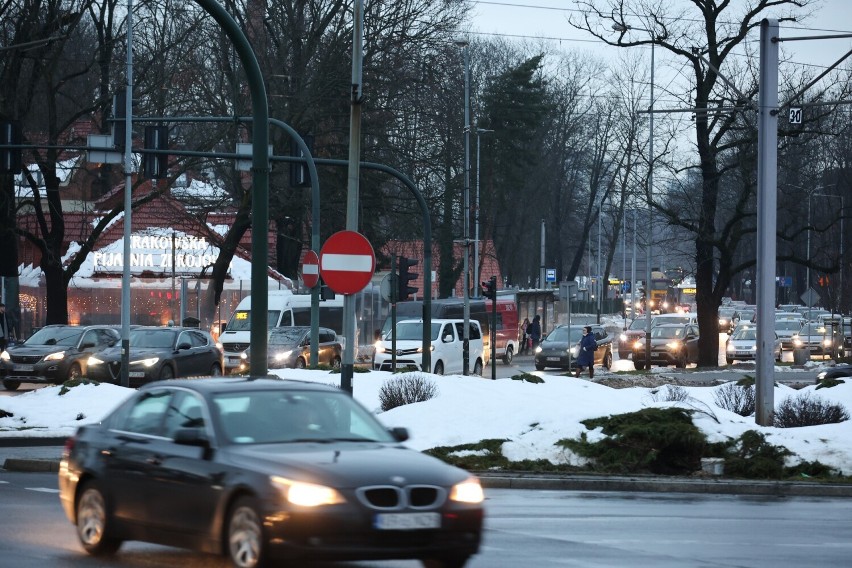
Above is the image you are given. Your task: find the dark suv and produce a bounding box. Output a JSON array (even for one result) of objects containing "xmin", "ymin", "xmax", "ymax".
[
  {"xmin": 1, "ymin": 325, "xmax": 120, "ymax": 391},
  {"xmin": 631, "ymin": 323, "xmax": 699, "ymax": 370}
]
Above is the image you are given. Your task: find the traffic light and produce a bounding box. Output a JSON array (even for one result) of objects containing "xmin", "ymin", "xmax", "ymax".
[
  {"xmin": 0, "ymin": 121, "xmax": 22, "ymax": 174},
  {"xmin": 290, "ymin": 134, "xmax": 314, "ymax": 187},
  {"xmin": 481, "ymin": 276, "xmax": 497, "ymax": 300},
  {"xmin": 142, "ymin": 126, "xmax": 169, "ymax": 179},
  {"xmin": 397, "ymin": 256, "xmax": 418, "ymax": 302}
]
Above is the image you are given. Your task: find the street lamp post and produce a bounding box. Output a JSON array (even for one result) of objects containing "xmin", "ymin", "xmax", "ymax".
[
  {"xmin": 456, "ymin": 38, "xmax": 471, "ymax": 375},
  {"xmin": 809, "ymin": 191, "xmax": 844, "ymax": 310},
  {"xmin": 613, "ymin": 21, "xmax": 657, "ymax": 362},
  {"xmin": 474, "ymin": 128, "xmax": 493, "ymax": 295}
]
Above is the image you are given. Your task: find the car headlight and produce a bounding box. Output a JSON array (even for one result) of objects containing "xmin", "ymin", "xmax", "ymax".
[
  {"xmin": 793, "ymin": 337, "xmax": 802, "ymax": 347},
  {"xmin": 241, "ymin": 351, "xmax": 249, "ymax": 360},
  {"xmin": 0, "ymin": 350, "xmax": 9, "ymax": 362},
  {"xmin": 44, "ymin": 351, "xmax": 66, "ymax": 361},
  {"xmin": 823, "ymin": 339, "xmax": 832, "ymax": 347},
  {"xmin": 449, "ymin": 478, "xmax": 484, "ymax": 504},
  {"xmin": 666, "ymin": 341, "xmax": 682, "ymax": 351},
  {"xmin": 633, "ymin": 340, "xmax": 644, "ymax": 349},
  {"xmin": 87, "ymin": 356, "xmax": 104, "ymax": 365},
  {"xmin": 131, "ymin": 357, "xmax": 159, "ymax": 367},
  {"xmin": 534, "ymin": 346, "xmax": 542, "ymax": 354},
  {"xmin": 374, "ymin": 341, "xmax": 386, "ymax": 354},
  {"xmin": 817, "ymin": 371, "xmax": 827, "ymax": 381},
  {"xmin": 568, "ymin": 346, "xmax": 578, "ymax": 356},
  {"xmin": 751, "ymin": 345, "xmax": 757, "ymax": 351},
  {"xmin": 274, "ymin": 350, "xmax": 294, "ymax": 361},
  {"xmin": 271, "ymin": 476, "xmax": 345, "ymax": 507},
  {"xmin": 416, "ymin": 344, "xmax": 435, "ymax": 353},
  {"xmin": 619, "ymin": 333, "xmax": 627, "ymax": 342}
]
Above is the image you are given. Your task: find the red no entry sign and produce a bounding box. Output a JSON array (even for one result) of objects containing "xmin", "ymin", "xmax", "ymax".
[
  {"xmin": 302, "ymin": 250, "xmax": 319, "ymax": 289},
  {"xmin": 319, "ymin": 231, "xmax": 376, "ymax": 295}
]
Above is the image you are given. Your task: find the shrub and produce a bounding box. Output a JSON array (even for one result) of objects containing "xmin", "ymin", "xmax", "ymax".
[
  {"xmin": 723, "ymin": 430, "xmax": 791, "ymax": 478},
  {"xmin": 0, "ymin": 408, "xmax": 12, "ymax": 419},
  {"xmin": 713, "ymin": 382, "xmax": 756, "ymax": 417},
  {"xmin": 556, "ymin": 407, "xmax": 705, "ymax": 475},
  {"xmin": 648, "ymin": 385, "xmax": 690, "ymax": 402},
  {"xmin": 815, "ymin": 377, "xmax": 845, "ymax": 390},
  {"xmin": 511, "ymin": 372, "xmax": 544, "ymax": 384},
  {"xmin": 353, "ymin": 366, "xmax": 371, "ymax": 373},
  {"xmin": 59, "ymin": 378, "xmax": 99, "ymax": 396},
  {"xmin": 379, "ymin": 373, "xmax": 438, "ymax": 411},
  {"xmin": 774, "ymin": 392, "xmax": 850, "ymax": 427}
]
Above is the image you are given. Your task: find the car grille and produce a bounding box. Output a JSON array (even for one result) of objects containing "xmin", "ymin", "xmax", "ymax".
[
  {"xmin": 10, "ymin": 354, "xmax": 42, "ymax": 364},
  {"xmin": 355, "ymin": 485, "xmax": 445, "ymax": 511},
  {"xmin": 222, "ymin": 342, "xmax": 249, "ymax": 353}
]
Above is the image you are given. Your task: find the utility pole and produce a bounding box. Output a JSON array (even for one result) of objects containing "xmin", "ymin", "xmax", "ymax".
[
  {"xmin": 456, "ymin": 38, "xmax": 471, "ymax": 375},
  {"xmin": 341, "ymin": 0, "xmax": 364, "ymax": 394}
]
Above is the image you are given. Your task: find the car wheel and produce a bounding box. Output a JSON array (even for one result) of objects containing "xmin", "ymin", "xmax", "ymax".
[
  {"xmin": 534, "ymin": 363, "xmax": 545, "ymax": 371},
  {"xmin": 675, "ymin": 356, "xmax": 686, "ymax": 369},
  {"xmin": 726, "ymin": 357, "xmax": 734, "ymax": 365},
  {"xmin": 433, "ymin": 361, "xmax": 444, "ymax": 375},
  {"xmin": 68, "ymin": 362, "xmax": 83, "ymax": 381},
  {"xmin": 502, "ymin": 345, "xmax": 514, "ymax": 365},
  {"xmin": 295, "ymin": 357, "xmax": 306, "ymax": 369},
  {"xmin": 210, "ymin": 363, "xmax": 222, "ymax": 376},
  {"xmin": 777, "ymin": 347, "xmax": 782, "ymax": 362},
  {"xmin": 422, "ymin": 556, "xmax": 470, "ymax": 568},
  {"xmin": 159, "ymin": 365, "xmax": 174, "ymax": 380},
  {"xmin": 3, "ymin": 380, "xmax": 20, "ymax": 391},
  {"xmin": 603, "ymin": 351, "xmax": 613, "ymax": 370},
  {"xmin": 473, "ymin": 359, "xmax": 483, "ymax": 376},
  {"xmin": 331, "ymin": 356, "xmax": 341, "ymax": 371},
  {"xmin": 76, "ymin": 481, "xmax": 122, "ymax": 556},
  {"xmin": 227, "ymin": 496, "xmax": 266, "ymax": 568},
  {"xmin": 633, "ymin": 361, "xmax": 646, "ymax": 371}
]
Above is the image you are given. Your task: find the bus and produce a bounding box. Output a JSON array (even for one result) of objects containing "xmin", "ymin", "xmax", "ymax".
[
  {"xmin": 648, "ymin": 271, "xmax": 672, "ymax": 313},
  {"xmin": 667, "ymin": 279, "xmax": 697, "ymax": 313}
]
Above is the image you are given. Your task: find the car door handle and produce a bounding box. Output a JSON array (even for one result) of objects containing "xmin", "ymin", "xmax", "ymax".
[{"xmin": 146, "ymin": 455, "xmax": 164, "ymax": 466}]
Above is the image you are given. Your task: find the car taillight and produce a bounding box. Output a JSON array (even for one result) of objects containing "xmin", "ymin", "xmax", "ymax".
[{"xmin": 62, "ymin": 435, "xmax": 76, "ymax": 458}]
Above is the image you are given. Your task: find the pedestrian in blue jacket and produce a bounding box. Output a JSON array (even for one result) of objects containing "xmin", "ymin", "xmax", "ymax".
[{"xmin": 575, "ymin": 326, "xmax": 597, "ymax": 378}]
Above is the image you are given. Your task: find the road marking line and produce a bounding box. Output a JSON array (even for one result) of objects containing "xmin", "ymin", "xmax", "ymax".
[{"xmin": 26, "ymin": 487, "xmax": 60, "ymax": 493}]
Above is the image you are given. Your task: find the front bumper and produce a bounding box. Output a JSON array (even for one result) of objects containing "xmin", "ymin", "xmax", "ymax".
[
  {"xmin": 632, "ymin": 348, "xmax": 684, "ymax": 366},
  {"xmin": 86, "ymin": 363, "xmax": 157, "ymax": 387},
  {"xmin": 373, "ymin": 352, "xmax": 424, "ymax": 372},
  {"xmin": 0, "ymin": 361, "xmax": 67, "ymax": 384}
]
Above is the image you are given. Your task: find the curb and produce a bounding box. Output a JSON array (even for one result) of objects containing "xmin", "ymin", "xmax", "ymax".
[
  {"xmin": 3, "ymin": 458, "xmax": 60, "ymax": 473},
  {"xmin": 477, "ymin": 472, "xmax": 852, "ymax": 497}
]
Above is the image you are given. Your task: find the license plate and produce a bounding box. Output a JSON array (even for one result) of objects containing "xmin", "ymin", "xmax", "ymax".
[
  {"xmin": 374, "ymin": 512, "xmax": 441, "ymax": 530},
  {"xmin": 14, "ymin": 364, "xmax": 33, "ymax": 372},
  {"xmin": 736, "ymin": 351, "xmax": 751, "ymax": 356},
  {"xmin": 547, "ymin": 357, "xmax": 560, "ymax": 362},
  {"xmin": 129, "ymin": 371, "xmax": 146, "ymax": 378},
  {"xmin": 228, "ymin": 357, "xmax": 241, "ymax": 365}
]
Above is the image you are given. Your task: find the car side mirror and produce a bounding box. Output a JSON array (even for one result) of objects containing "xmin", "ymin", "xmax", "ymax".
[
  {"xmin": 389, "ymin": 427, "xmax": 409, "ymax": 442},
  {"xmin": 178, "ymin": 342, "xmax": 192, "ymax": 350},
  {"xmin": 443, "ymin": 335, "xmax": 452, "ymax": 343}
]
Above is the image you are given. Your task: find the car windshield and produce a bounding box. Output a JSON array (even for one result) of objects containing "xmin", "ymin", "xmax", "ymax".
[
  {"xmin": 226, "ymin": 310, "xmax": 282, "ymax": 332},
  {"xmin": 213, "ymin": 389, "xmax": 397, "ymax": 445},
  {"xmin": 269, "ymin": 327, "xmax": 306, "ymax": 345},
  {"xmin": 130, "ymin": 329, "xmax": 177, "ymax": 348},
  {"xmin": 24, "ymin": 327, "xmax": 82, "ymax": 346},
  {"xmin": 737, "ymin": 311, "xmax": 755, "ymax": 321},
  {"xmin": 651, "ymin": 326, "xmax": 686, "ymax": 339},
  {"xmin": 719, "ymin": 309, "xmax": 736, "ymax": 318},
  {"xmin": 732, "ymin": 328, "xmax": 757, "ymax": 341},
  {"xmin": 545, "ymin": 327, "xmax": 582, "ymax": 343},
  {"xmin": 392, "ymin": 322, "xmax": 441, "ymax": 341},
  {"xmin": 800, "ymin": 323, "xmax": 828, "ymax": 336},
  {"xmin": 628, "ymin": 319, "xmax": 646, "ymax": 330},
  {"xmin": 775, "ymin": 320, "xmax": 802, "ymax": 331},
  {"xmin": 653, "ymin": 316, "xmax": 689, "ymax": 327}
]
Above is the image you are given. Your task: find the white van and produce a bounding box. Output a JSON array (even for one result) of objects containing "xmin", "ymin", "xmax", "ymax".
[
  {"xmin": 373, "ymin": 318, "xmax": 484, "ymax": 376},
  {"xmin": 220, "ymin": 291, "xmax": 344, "ymax": 371}
]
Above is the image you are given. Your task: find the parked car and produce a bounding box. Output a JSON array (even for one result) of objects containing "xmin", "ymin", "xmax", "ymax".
[
  {"xmin": 631, "ymin": 323, "xmax": 700, "ymax": 370},
  {"xmin": 725, "ymin": 326, "xmax": 782, "ymax": 364},
  {"xmin": 236, "ymin": 326, "xmax": 342, "ymax": 372},
  {"xmin": 534, "ymin": 324, "xmax": 613, "ymax": 371},
  {"xmin": 58, "ymin": 378, "xmax": 484, "ymax": 567},
  {"xmin": 816, "ymin": 364, "xmax": 852, "ymax": 382},
  {"xmin": 0, "ymin": 325, "xmax": 120, "ymax": 391},
  {"xmin": 86, "ymin": 326, "xmax": 224, "ymax": 387}
]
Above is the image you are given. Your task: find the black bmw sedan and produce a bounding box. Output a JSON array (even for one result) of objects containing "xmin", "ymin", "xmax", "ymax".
[
  {"xmin": 85, "ymin": 326, "xmax": 224, "ymax": 386},
  {"xmin": 58, "ymin": 378, "xmax": 484, "ymax": 568}
]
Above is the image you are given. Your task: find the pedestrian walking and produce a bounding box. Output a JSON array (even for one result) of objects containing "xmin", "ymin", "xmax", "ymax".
[
  {"xmin": 527, "ymin": 315, "xmax": 542, "ymax": 351},
  {"xmin": 575, "ymin": 325, "xmax": 597, "ymax": 378},
  {"xmin": 519, "ymin": 317, "xmax": 530, "ymax": 354}
]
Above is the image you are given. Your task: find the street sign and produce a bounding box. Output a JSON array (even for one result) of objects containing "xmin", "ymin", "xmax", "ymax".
[
  {"xmin": 380, "ymin": 273, "xmax": 394, "ymax": 302},
  {"xmin": 801, "ymin": 287, "xmax": 820, "ymax": 308},
  {"xmin": 789, "ymin": 107, "xmax": 802, "ymax": 124},
  {"xmin": 301, "ymin": 250, "xmax": 319, "ymax": 289},
  {"xmin": 319, "ymin": 230, "xmax": 376, "ymax": 295},
  {"xmin": 546, "ymin": 268, "xmax": 556, "ymax": 282}
]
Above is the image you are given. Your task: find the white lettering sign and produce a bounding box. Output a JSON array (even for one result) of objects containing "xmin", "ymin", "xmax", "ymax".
[{"xmin": 93, "ymin": 235, "xmax": 230, "ymax": 274}]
